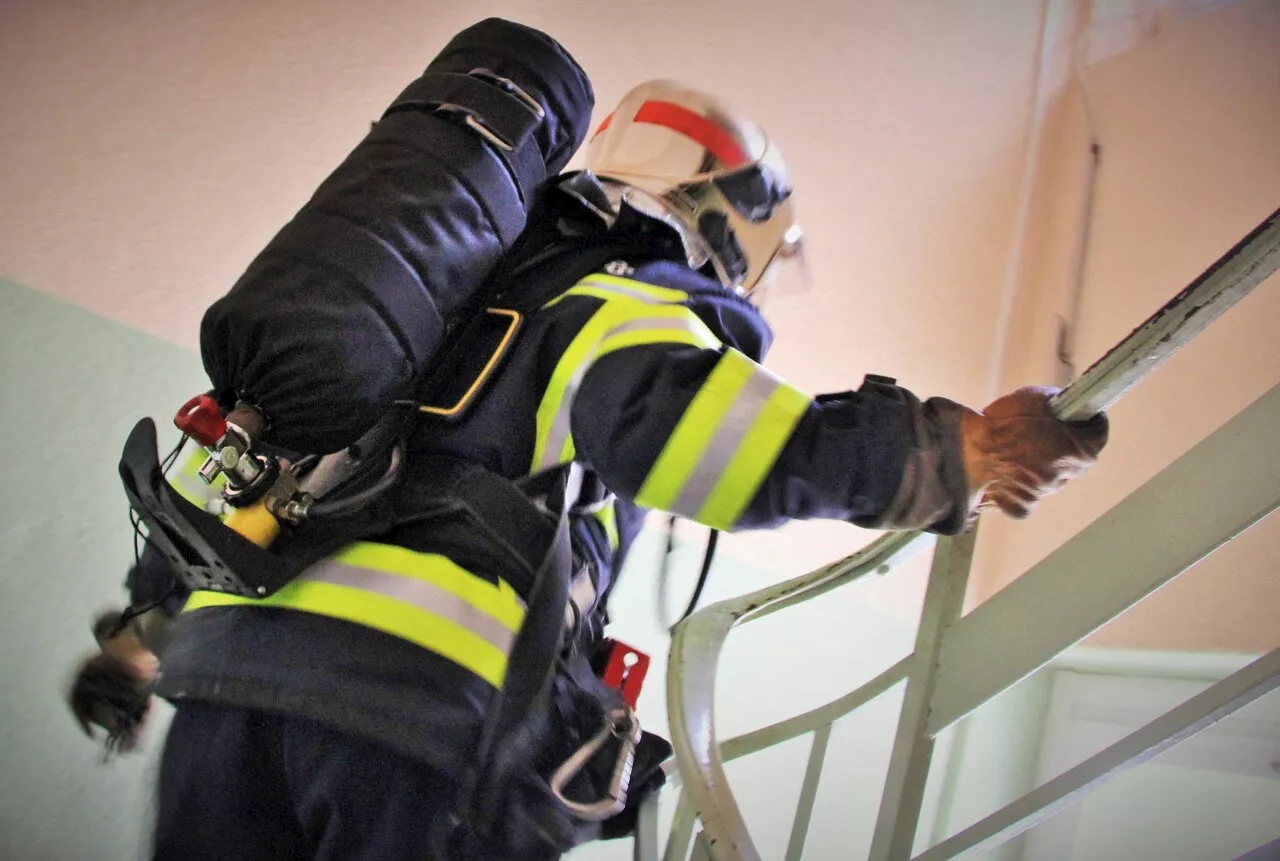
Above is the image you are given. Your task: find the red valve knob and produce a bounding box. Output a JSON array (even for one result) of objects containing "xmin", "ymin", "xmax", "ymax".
[{"xmin": 175, "ymin": 394, "xmax": 228, "ymax": 447}]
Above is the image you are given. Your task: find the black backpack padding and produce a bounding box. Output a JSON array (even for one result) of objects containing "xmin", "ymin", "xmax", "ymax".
[{"xmin": 199, "ymin": 18, "xmax": 595, "ymax": 455}]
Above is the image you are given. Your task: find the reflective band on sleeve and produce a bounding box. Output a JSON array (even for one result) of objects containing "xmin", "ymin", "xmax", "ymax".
[
  {"xmin": 634, "ymin": 349, "xmax": 758, "ymax": 512},
  {"xmin": 694, "ymin": 382, "xmax": 811, "ymax": 529},
  {"xmin": 182, "ymin": 542, "xmax": 526, "ymax": 688},
  {"xmin": 532, "ymin": 303, "xmax": 720, "ymax": 472},
  {"xmin": 635, "ymin": 349, "xmax": 812, "ymax": 531}
]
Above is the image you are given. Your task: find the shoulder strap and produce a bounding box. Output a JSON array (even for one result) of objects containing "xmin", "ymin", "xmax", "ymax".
[
  {"xmin": 414, "ymin": 183, "xmax": 687, "ymax": 413},
  {"xmin": 458, "ymin": 461, "xmax": 583, "ymax": 835}
]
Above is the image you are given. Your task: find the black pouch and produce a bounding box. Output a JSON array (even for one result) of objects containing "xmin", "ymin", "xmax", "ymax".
[
  {"xmin": 464, "ymin": 648, "xmax": 672, "ymax": 857},
  {"xmin": 550, "ymin": 652, "xmax": 673, "ymax": 843},
  {"xmin": 442, "ymin": 466, "xmax": 673, "ymax": 857}
]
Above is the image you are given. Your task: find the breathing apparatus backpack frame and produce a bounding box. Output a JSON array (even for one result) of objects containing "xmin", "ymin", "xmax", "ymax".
[
  {"xmin": 119, "ymin": 172, "xmax": 687, "ymax": 851},
  {"xmin": 113, "ymin": 22, "xmax": 681, "ymax": 840},
  {"xmin": 118, "ymin": 17, "xmax": 592, "ymax": 600}
]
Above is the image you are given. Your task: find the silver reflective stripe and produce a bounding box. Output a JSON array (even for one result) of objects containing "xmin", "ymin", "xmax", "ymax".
[
  {"xmin": 543, "ymin": 277, "xmax": 688, "ymax": 310},
  {"xmin": 670, "ymin": 362, "xmax": 785, "ymax": 516},
  {"xmin": 302, "ymin": 559, "xmax": 520, "ymax": 654},
  {"xmin": 539, "ymin": 360, "xmax": 593, "ymax": 471},
  {"xmin": 577, "ymin": 278, "xmax": 672, "ymax": 304},
  {"xmin": 537, "ymin": 314, "xmax": 717, "ymax": 470}
]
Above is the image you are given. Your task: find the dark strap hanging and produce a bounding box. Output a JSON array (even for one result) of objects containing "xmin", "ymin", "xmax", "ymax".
[{"xmin": 458, "ymin": 462, "xmax": 583, "ymax": 833}]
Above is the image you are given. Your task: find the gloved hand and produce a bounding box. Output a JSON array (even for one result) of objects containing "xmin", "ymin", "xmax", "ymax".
[
  {"xmin": 959, "ymin": 386, "xmax": 1109, "ymax": 519},
  {"xmin": 67, "ymin": 610, "xmax": 160, "ymax": 755}
]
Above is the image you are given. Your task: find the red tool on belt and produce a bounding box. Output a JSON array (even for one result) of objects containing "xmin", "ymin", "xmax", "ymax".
[{"xmin": 598, "ymin": 639, "xmax": 650, "ymax": 709}]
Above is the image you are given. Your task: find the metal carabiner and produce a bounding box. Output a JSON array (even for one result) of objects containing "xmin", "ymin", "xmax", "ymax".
[{"xmin": 548, "ymin": 706, "xmax": 642, "ymax": 821}]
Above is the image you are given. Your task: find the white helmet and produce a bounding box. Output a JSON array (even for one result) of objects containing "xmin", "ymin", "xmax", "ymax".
[{"xmin": 584, "ymin": 80, "xmax": 807, "ymax": 297}]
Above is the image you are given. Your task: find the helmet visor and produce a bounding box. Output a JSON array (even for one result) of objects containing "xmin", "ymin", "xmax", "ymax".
[{"xmin": 749, "ymin": 221, "xmax": 813, "ymax": 303}]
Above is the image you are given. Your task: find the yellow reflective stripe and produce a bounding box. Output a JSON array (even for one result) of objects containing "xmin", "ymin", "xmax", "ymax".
[
  {"xmin": 634, "ymin": 349, "xmax": 758, "ymax": 512},
  {"xmin": 586, "ymin": 272, "xmax": 689, "ymax": 299},
  {"xmin": 542, "ymin": 274, "xmax": 689, "ymax": 309},
  {"xmin": 604, "ymin": 302, "xmax": 718, "ymax": 330},
  {"xmin": 578, "ymin": 274, "xmax": 689, "ymax": 303},
  {"xmin": 334, "ymin": 542, "xmax": 525, "ymax": 632},
  {"xmin": 695, "ymin": 383, "xmax": 811, "ymax": 530},
  {"xmin": 532, "ymin": 303, "xmax": 722, "ymax": 471},
  {"xmin": 182, "ymin": 543, "xmax": 526, "ymax": 688},
  {"xmin": 532, "ymin": 305, "xmax": 618, "ymax": 469},
  {"xmin": 596, "ymin": 324, "xmax": 718, "ymax": 358},
  {"xmin": 185, "ymin": 581, "xmax": 511, "ymax": 688},
  {"xmin": 542, "ymin": 285, "xmax": 626, "ymax": 308},
  {"xmin": 594, "ymin": 500, "xmax": 619, "ymax": 550},
  {"xmin": 634, "ymin": 349, "xmax": 813, "ymax": 530}
]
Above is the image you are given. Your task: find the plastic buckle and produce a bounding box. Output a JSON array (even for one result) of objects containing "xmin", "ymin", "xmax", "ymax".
[{"xmin": 599, "ymin": 639, "xmax": 650, "ymax": 709}]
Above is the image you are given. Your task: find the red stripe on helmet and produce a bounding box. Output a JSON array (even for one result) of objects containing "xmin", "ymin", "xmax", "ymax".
[{"xmin": 592, "ymin": 100, "xmax": 751, "ymax": 168}]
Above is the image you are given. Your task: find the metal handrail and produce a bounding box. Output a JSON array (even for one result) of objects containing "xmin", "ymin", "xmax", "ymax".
[
  {"xmin": 665, "ymin": 531, "xmax": 931, "ymax": 860},
  {"xmin": 661, "ymin": 204, "xmax": 1280, "ymax": 861}
]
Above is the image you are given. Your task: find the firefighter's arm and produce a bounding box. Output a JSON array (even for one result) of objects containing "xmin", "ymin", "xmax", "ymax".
[
  {"xmin": 66, "ymin": 452, "xmax": 207, "ymax": 753},
  {"xmin": 68, "ymin": 604, "xmax": 162, "ymax": 755},
  {"xmin": 571, "ymin": 342, "xmax": 1107, "ymax": 535},
  {"xmin": 66, "ymin": 541, "xmax": 186, "ymax": 756}
]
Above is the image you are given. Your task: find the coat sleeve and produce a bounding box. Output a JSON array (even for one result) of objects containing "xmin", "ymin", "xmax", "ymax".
[{"xmin": 567, "ymin": 325, "xmax": 925, "ymax": 532}]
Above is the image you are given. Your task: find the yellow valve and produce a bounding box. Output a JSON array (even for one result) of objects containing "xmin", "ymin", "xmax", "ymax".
[{"xmin": 223, "ymin": 499, "xmax": 281, "ymax": 549}]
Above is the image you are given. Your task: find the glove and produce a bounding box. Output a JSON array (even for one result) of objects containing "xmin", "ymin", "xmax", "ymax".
[
  {"xmin": 67, "ymin": 610, "xmax": 161, "ymax": 756},
  {"xmin": 853, "ymin": 377, "xmax": 1108, "ymax": 535},
  {"xmin": 959, "ymin": 386, "xmax": 1109, "ymax": 519}
]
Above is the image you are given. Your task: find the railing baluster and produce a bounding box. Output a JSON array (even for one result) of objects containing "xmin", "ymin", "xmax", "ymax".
[
  {"xmin": 868, "ymin": 529, "xmax": 979, "ymax": 861},
  {"xmin": 784, "ymin": 724, "xmax": 834, "ymax": 861}
]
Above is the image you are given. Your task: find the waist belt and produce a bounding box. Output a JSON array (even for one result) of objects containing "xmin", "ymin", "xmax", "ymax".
[
  {"xmin": 183, "ymin": 541, "xmax": 527, "ymax": 688},
  {"xmin": 182, "ymin": 456, "xmax": 584, "ymax": 691},
  {"xmin": 395, "ymin": 455, "xmax": 562, "ymax": 598}
]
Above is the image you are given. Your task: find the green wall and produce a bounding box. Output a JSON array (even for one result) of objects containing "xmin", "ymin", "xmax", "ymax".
[{"xmin": 0, "ymin": 278, "xmax": 207, "ymax": 861}]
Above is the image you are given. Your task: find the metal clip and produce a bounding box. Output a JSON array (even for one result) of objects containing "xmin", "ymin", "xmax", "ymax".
[
  {"xmin": 548, "ymin": 706, "xmax": 642, "ymax": 821},
  {"xmin": 468, "ymin": 68, "xmax": 545, "ymax": 120},
  {"xmin": 432, "ymin": 103, "xmax": 514, "ymax": 152}
]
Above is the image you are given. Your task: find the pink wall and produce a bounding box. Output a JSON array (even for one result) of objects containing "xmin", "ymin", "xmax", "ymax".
[
  {"xmin": 5, "ymin": 6, "xmax": 1275, "ymax": 856},
  {"xmin": 976, "ymin": 0, "xmax": 1280, "ymax": 652},
  {"xmin": 5, "ymin": 0, "xmax": 1268, "ymax": 647},
  {"xmin": 0, "ymin": 0, "xmax": 1047, "ymax": 621}
]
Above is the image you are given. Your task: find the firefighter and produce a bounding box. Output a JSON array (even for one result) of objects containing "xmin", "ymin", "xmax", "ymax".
[{"xmin": 76, "ymin": 73, "xmax": 1107, "ymax": 861}]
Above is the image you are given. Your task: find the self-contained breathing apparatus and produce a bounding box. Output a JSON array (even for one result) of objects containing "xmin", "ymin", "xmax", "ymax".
[
  {"xmin": 121, "ymin": 260, "xmax": 670, "ymax": 854},
  {"xmin": 110, "ymin": 18, "xmax": 673, "ymax": 853}
]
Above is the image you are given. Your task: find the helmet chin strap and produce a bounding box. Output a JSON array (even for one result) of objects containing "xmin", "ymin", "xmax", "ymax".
[{"xmin": 594, "ymin": 177, "xmax": 744, "ymax": 291}]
